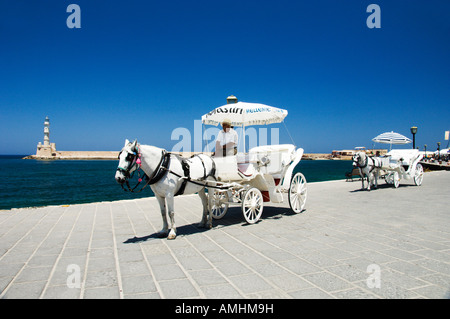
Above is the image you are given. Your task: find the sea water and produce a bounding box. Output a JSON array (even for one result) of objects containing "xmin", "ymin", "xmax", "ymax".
[{"xmin": 0, "ymin": 156, "xmax": 353, "ymax": 210}]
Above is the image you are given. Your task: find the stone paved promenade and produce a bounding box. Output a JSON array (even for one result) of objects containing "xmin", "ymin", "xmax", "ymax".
[{"xmin": 1, "ymin": 171, "xmax": 449, "ymax": 299}]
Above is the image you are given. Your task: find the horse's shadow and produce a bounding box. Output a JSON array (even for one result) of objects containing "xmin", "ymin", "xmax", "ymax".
[{"xmin": 123, "ymin": 205, "xmax": 301, "ymax": 244}]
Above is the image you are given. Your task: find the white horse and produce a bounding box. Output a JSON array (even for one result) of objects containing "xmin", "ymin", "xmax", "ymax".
[
  {"xmin": 352, "ymin": 151, "xmax": 384, "ymax": 191},
  {"xmin": 115, "ymin": 139, "xmax": 216, "ymax": 239}
]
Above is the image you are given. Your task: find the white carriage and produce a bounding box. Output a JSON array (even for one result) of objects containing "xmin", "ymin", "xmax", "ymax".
[
  {"xmin": 371, "ymin": 132, "xmax": 424, "ymax": 188},
  {"xmin": 207, "ymin": 144, "xmax": 307, "ymax": 224},
  {"xmin": 380, "ymin": 149, "xmax": 424, "ymax": 188}
]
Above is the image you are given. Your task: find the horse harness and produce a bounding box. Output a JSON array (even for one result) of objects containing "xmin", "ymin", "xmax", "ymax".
[
  {"xmin": 119, "ymin": 147, "xmax": 216, "ymax": 195},
  {"xmin": 168, "ymin": 153, "xmax": 217, "ymax": 196},
  {"xmin": 354, "ymin": 154, "xmax": 383, "ymax": 174}
]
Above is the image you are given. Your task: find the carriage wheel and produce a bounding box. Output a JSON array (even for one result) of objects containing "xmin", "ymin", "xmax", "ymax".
[
  {"xmin": 289, "ymin": 172, "xmax": 307, "ymax": 213},
  {"xmin": 385, "ymin": 172, "xmax": 393, "ymax": 184},
  {"xmin": 413, "ymin": 164, "xmax": 424, "ymax": 186},
  {"xmin": 393, "ymin": 171, "xmax": 400, "ymax": 188},
  {"xmin": 242, "ymin": 188, "xmax": 263, "ymax": 224},
  {"xmin": 208, "ymin": 190, "xmax": 229, "ymax": 220}
]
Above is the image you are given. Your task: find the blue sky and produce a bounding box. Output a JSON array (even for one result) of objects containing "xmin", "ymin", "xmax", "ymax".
[{"xmin": 1, "ymin": 0, "xmax": 449, "ymax": 154}]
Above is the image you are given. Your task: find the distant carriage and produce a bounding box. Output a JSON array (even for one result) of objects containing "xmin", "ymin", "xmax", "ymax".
[
  {"xmin": 381, "ymin": 149, "xmax": 424, "ymax": 188},
  {"xmin": 371, "ymin": 132, "xmax": 424, "ymax": 188}
]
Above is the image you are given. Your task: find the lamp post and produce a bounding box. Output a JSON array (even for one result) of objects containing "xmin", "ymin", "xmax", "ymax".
[
  {"xmin": 424, "ymin": 144, "xmax": 427, "ymax": 159},
  {"xmin": 437, "ymin": 142, "xmax": 441, "ymax": 161},
  {"xmin": 410, "ymin": 126, "xmax": 417, "ymax": 149}
]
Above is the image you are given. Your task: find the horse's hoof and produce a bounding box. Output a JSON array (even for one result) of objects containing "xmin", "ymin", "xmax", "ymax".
[
  {"xmin": 167, "ymin": 234, "xmax": 176, "ymax": 240},
  {"xmin": 197, "ymin": 222, "xmax": 206, "ymax": 228}
]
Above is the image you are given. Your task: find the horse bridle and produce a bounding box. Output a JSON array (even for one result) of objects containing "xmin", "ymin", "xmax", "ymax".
[
  {"xmin": 117, "ymin": 145, "xmax": 149, "ymax": 192},
  {"xmin": 117, "ymin": 145, "xmax": 171, "ymax": 193},
  {"xmin": 117, "ymin": 150, "xmax": 138, "ymax": 178}
]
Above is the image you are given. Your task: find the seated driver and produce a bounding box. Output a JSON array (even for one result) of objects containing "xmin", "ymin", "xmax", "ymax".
[{"xmin": 214, "ymin": 119, "xmax": 238, "ymax": 157}]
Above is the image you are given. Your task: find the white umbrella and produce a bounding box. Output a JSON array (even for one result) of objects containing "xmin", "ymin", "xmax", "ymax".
[
  {"xmin": 372, "ymin": 131, "xmax": 412, "ymax": 150},
  {"xmin": 202, "ymin": 101, "xmax": 288, "ymax": 152},
  {"xmin": 435, "ymin": 148, "xmax": 450, "ymax": 155},
  {"xmin": 201, "ymin": 101, "xmax": 288, "ymax": 127}
]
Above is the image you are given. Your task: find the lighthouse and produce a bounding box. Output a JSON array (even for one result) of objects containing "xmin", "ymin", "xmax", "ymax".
[
  {"xmin": 43, "ymin": 116, "xmax": 50, "ymax": 146},
  {"xmin": 36, "ymin": 116, "xmax": 56, "ymax": 158}
]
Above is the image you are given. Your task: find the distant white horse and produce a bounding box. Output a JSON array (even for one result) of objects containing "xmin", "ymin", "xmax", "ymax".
[
  {"xmin": 352, "ymin": 152, "xmax": 385, "ymax": 191},
  {"xmin": 115, "ymin": 139, "xmax": 216, "ymax": 239}
]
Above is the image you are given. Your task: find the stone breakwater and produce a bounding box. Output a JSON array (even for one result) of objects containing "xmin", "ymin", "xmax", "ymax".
[
  {"xmin": 23, "ymin": 151, "xmax": 119, "ymax": 160},
  {"xmin": 24, "ymin": 151, "xmax": 338, "ymax": 161},
  {"xmin": 22, "ymin": 151, "xmax": 211, "ymax": 160}
]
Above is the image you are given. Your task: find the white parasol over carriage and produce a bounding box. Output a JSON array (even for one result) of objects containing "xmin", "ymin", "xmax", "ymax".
[
  {"xmin": 201, "ymin": 101, "xmax": 288, "ymax": 126},
  {"xmin": 201, "ymin": 101, "xmax": 288, "ymax": 152},
  {"xmin": 372, "ymin": 131, "xmax": 412, "ymax": 150},
  {"xmin": 200, "ymin": 100, "xmax": 306, "ymax": 224}
]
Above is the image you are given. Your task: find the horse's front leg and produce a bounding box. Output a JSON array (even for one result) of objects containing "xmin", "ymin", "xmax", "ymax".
[
  {"xmin": 198, "ymin": 188, "xmax": 212, "ymax": 229},
  {"xmin": 359, "ymin": 168, "xmax": 365, "ymax": 190},
  {"xmin": 156, "ymin": 194, "xmax": 169, "ymax": 238},
  {"xmin": 166, "ymin": 194, "xmax": 177, "ymax": 240},
  {"xmin": 374, "ymin": 170, "xmax": 379, "ymax": 189}
]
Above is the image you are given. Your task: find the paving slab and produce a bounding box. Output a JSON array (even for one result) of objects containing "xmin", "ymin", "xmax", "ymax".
[{"xmin": 0, "ymin": 171, "xmax": 449, "ymax": 299}]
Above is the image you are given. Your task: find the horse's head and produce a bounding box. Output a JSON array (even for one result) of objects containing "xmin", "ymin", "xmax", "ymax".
[
  {"xmin": 115, "ymin": 139, "xmax": 139, "ymax": 184},
  {"xmin": 352, "ymin": 151, "xmax": 366, "ymax": 167}
]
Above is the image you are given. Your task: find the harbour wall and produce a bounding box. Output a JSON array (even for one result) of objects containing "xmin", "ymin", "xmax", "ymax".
[
  {"xmin": 23, "ymin": 151, "xmax": 212, "ymax": 160},
  {"xmin": 24, "ymin": 151, "xmax": 340, "ymax": 160},
  {"xmin": 24, "ymin": 151, "xmax": 119, "ymax": 160}
]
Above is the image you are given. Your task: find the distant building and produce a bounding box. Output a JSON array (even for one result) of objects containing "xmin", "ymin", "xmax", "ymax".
[
  {"xmin": 36, "ymin": 116, "xmax": 56, "ymax": 158},
  {"xmin": 331, "ymin": 148, "xmax": 387, "ymax": 159}
]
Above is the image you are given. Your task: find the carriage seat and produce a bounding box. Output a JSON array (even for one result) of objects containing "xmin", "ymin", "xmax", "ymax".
[
  {"xmin": 386, "ymin": 149, "xmax": 422, "ymax": 166},
  {"xmin": 248, "ymin": 144, "xmax": 296, "ymax": 175},
  {"xmin": 214, "ymin": 156, "xmax": 243, "ymax": 181},
  {"xmin": 214, "ymin": 145, "xmax": 298, "ymax": 181},
  {"xmin": 237, "ymin": 162, "xmax": 256, "ymax": 178}
]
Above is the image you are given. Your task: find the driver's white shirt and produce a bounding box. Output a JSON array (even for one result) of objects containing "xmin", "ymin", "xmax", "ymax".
[{"xmin": 216, "ymin": 129, "xmax": 238, "ymax": 146}]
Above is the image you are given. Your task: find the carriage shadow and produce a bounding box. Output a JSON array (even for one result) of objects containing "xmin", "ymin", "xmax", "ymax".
[
  {"xmin": 213, "ymin": 206, "xmax": 300, "ymax": 228},
  {"xmin": 123, "ymin": 205, "xmax": 301, "ymax": 244},
  {"xmin": 349, "ymin": 182, "xmax": 416, "ymax": 193}
]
